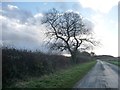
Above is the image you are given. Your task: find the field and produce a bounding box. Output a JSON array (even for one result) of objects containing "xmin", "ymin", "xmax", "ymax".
[
  {"xmin": 9, "ymin": 61, "xmax": 96, "ymax": 88},
  {"xmin": 108, "ymin": 61, "xmax": 120, "ymax": 67}
]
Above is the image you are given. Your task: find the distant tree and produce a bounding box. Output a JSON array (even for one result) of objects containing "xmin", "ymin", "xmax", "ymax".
[
  {"xmin": 90, "ymin": 52, "xmax": 95, "ymax": 56},
  {"xmin": 42, "ymin": 8, "xmax": 98, "ymax": 64},
  {"xmin": 81, "ymin": 51, "xmax": 91, "ymax": 57}
]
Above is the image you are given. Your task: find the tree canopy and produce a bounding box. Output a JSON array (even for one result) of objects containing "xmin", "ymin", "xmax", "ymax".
[{"xmin": 42, "ymin": 8, "xmax": 97, "ymax": 63}]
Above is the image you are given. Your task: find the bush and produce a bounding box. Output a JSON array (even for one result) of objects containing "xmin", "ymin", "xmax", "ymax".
[
  {"xmin": 2, "ymin": 47, "xmax": 70, "ymax": 87},
  {"xmin": 2, "ymin": 47, "xmax": 93, "ymax": 87}
]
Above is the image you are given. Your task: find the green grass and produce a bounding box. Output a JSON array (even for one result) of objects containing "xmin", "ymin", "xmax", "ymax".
[
  {"xmin": 10, "ymin": 61, "xmax": 96, "ymax": 88},
  {"xmin": 108, "ymin": 61, "xmax": 120, "ymax": 67}
]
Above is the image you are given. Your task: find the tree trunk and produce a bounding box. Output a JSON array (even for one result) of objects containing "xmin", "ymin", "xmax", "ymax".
[{"xmin": 70, "ymin": 52, "xmax": 77, "ymax": 64}]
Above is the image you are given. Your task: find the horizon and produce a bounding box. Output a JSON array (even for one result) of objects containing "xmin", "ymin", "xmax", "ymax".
[
  {"xmin": 1, "ymin": 1, "xmax": 118, "ymax": 57},
  {"xmin": 2, "ymin": 47, "xmax": 119, "ymax": 58}
]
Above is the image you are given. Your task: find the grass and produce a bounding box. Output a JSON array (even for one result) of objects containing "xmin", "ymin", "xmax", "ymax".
[
  {"xmin": 108, "ymin": 61, "xmax": 120, "ymax": 67},
  {"xmin": 9, "ymin": 61, "xmax": 96, "ymax": 88}
]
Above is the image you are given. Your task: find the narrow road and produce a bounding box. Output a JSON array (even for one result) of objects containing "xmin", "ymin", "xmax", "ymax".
[{"xmin": 74, "ymin": 60, "xmax": 119, "ymax": 88}]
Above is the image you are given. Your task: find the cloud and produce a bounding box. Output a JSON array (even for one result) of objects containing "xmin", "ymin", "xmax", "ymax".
[
  {"xmin": 2, "ymin": 4, "xmax": 33, "ymax": 24},
  {"xmin": 79, "ymin": 0, "xmax": 119, "ymax": 13},
  {"xmin": 83, "ymin": 18, "xmax": 94, "ymax": 31},
  {"xmin": 91, "ymin": 12, "xmax": 118, "ymax": 56},
  {"xmin": 1, "ymin": 4, "xmax": 48, "ymax": 52},
  {"xmin": 34, "ymin": 13, "xmax": 43, "ymax": 18},
  {"xmin": 82, "ymin": 1, "xmax": 118, "ymax": 56},
  {"xmin": 8, "ymin": 5, "xmax": 19, "ymax": 10}
]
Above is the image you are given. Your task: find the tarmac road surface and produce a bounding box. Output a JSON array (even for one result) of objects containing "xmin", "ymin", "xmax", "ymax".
[{"xmin": 74, "ymin": 60, "xmax": 119, "ymax": 88}]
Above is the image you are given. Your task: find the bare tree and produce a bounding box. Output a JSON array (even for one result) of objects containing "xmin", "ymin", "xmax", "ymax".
[{"xmin": 42, "ymin": 8, "xmax": 97, "ymax": 64}]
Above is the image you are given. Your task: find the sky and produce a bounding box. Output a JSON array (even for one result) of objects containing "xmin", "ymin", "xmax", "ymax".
[{"xmin": 0, "ymin": 0, "xmax": 119, "ymax": 57}]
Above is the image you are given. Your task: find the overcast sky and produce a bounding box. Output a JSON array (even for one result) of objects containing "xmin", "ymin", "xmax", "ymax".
[{"xmin": 1, "ymin": 0, "xmax": 119, "ymax": 56}]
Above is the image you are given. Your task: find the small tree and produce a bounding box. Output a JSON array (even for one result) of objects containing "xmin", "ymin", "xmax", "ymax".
[
  {"xmin": 42, "ymin": 8, "xmax": 97, "ymax": 64},
  {"xmin": 91, "ymin": 52, "xmax": 95, "ymax": 56}
]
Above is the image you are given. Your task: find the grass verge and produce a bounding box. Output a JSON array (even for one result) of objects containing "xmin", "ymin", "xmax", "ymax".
[
  {"xmin": 10, "ymin": 61, "xmax": 96, "ymax": 88},
  {"xmin": 108, "ymin": 61, "xmax": 120, "ymax": 67}
]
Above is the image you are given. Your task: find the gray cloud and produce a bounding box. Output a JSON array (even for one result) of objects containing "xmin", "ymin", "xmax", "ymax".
[
  {"xmin": 1, "ymin": 4, "xmax": 48, "ymax": 52},
  {"xmin": 2, "ymin": 4, "xmax": 40, "ymax": 25}
]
